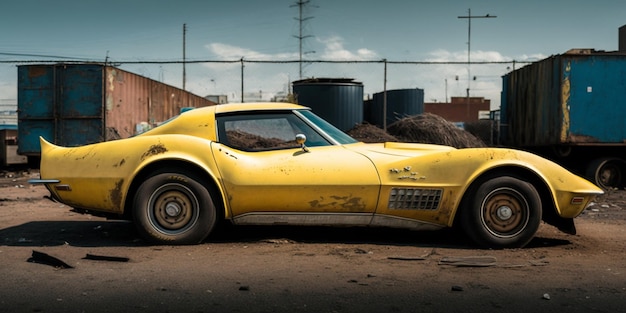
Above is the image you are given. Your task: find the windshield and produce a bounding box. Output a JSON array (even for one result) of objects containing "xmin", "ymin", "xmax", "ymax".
[{"xmin": 297, "ymin": 110, "xmax": 358, "ymax": 145}]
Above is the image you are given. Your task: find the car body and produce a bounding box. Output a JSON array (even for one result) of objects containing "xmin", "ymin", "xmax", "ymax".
[{"xmin": 30, "ymin": 102, "xmax": 603, "ymax": 248}]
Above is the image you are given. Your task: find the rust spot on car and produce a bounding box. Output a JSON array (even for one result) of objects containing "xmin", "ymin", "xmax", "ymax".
[
  {"xmin": 141, "ymin": 144, "xmax": 168, "ymax": 161},
  {"xmin": 113, "ymin": 158, "xmax": 126, "ymax": 167},
  {"xmin": 109, "ymin": 179, "xmax": 124, "ymax": 209},
  {"xmin": 308, "ymin": 195, "xmax": 365, "ymax": 211}
]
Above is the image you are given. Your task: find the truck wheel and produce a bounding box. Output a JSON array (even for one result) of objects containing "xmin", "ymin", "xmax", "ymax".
[
  {"xmin": 460, "ymin": 176, "xmax": 542, "ymax": 249},
  {"xmin": 133, "ymin": 172, "xmax": 216, "ymax": 244},
  {"xmin": 586, "ymin": 158, "xmax": 625, "ymax": 190}
]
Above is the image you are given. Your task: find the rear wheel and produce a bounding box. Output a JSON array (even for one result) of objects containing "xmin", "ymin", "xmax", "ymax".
[
  {"xmin": 460, "ymin": 176, "xmax": 542, "ymax": 249},
  {"xmin": 586, "ymin": 158, "xmax": 625, "ymax": 190},
  {"xmin": 133, "ymin": 172, "xmax": 216, "ymax": 244}
]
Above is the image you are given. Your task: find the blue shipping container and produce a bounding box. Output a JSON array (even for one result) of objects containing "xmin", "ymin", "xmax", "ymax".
[
  {"xmin": 17, "ymin": 64, "xmax": 216, "ymax": 157},
  {"xmin": 500, "ymin": 51, "xmax": 626, "ymax": 147}
]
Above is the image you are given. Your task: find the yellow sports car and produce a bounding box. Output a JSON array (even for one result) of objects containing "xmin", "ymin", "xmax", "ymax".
[{"xmin": 30, "ymin": 102, "xmax": 603, "ymax": 248}]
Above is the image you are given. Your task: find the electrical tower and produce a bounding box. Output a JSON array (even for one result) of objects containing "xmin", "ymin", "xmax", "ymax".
[{"xmin": 291, "ymin": 0, "xmax": 315, "ymax": 79}]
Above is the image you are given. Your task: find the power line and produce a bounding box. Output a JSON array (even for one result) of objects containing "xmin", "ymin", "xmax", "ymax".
[
  {"xmin": 0, "ymin": 52, "xmax": 93, "ymax": 60},
  {"xmin": 0, "ymin": 59, "xmax": 530, "ymax": 65}
]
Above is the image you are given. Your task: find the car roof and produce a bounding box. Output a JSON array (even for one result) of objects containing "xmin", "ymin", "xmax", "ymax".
[
  {"xmin": 216, "ymin": 102, "xmax": 308, "ymax": 113},
  {"xmin": 140, "ymin": 102, "xmax": 310, "ymax": 140},
  {"xmin": 185, "ymin": 102, "xmax": 309, "ymax": 116}
]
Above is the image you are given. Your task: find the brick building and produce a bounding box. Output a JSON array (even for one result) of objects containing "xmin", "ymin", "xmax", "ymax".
[{"xmin": 424, "ymin": 96, "xmax": 490, "ymax": 123}]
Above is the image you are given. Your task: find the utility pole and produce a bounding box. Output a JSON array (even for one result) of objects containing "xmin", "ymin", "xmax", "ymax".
[
  {"xmin": 182, "ymin": 23, "xmax": 187, "ymax": 91},
  {"xmin": 458, "ymin": 9, "xmax": 496, "ymax": 120},
  {"xmin": 240, "ymin": 58, "xmax": 244, "ymax": 103},
  {"xmin": 291, "ymin": 0, "xmax": 315, "ymax": 79}
]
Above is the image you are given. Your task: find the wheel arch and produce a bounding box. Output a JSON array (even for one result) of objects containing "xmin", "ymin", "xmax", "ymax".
[
  {"xmin": 452, "ymin": 165, "xmax": 557, "ymax": 229},
  {"xmin": 122, "ymin": 159, "xmax": 226, "ymax": 222}
]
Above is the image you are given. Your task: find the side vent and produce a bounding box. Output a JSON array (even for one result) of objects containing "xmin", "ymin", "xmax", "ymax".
[{"xmin": 388, "ymin": 188, "xmax": 442, "ymax": 210}]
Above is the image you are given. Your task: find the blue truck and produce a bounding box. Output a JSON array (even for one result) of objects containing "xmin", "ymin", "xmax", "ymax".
[
  {"xmin": 17, "ymin": 63, "xmax": 215, "ymax": 165},
  {"xmin": 500, "ymin": 49, "xmax": 626, "ymax": 189}
]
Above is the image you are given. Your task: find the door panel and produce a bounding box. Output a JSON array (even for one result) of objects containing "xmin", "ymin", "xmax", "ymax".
[{"xmin": 211, "ymin": 143, "xmax": 381, "ymax": 216}]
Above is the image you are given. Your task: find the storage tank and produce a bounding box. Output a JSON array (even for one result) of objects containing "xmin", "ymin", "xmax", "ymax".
[
  {"xmin": 292, "ymin": 78, "xmax": 363, "ymax": 131},
  {"xmin": 369, "ymin": 88, "xmax": 424, "ymax": 128}
]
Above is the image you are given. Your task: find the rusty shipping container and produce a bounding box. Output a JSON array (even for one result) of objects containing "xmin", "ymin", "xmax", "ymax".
[
  {"xmin": 18, "ymin": 64, "xmax": 216, "ymax": 160},
  {"xmin": 500, "ymin": 50, "xmax": 626, "ymax": 189}
]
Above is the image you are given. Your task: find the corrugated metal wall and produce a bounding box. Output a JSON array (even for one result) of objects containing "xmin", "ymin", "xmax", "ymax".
[
  {"xmin": 104, "ymin": 67, "xmax": 215, "ymax": 139},
  {"xmin": 292, "ymin": 78, "xmax": 363, "ymax": 131}
]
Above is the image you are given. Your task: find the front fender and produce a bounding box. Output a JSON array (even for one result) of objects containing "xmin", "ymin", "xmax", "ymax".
[{"xmin": 378, "ymin": 147, "xmax": 602, "ymax": 226}]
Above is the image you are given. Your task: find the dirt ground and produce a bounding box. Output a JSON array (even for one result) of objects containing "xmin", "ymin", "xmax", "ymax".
[{"xmin": 1, "ymin": 168, "xmax": 625, "ymax": 313}]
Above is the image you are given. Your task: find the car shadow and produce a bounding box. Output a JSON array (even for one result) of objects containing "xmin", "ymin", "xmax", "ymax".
[
  {"xmin": 209, "ymin": 224, "xmax": 472, "ymax": 248},
  {"xmin": 208, "ymin": 224, "xmax": 573, "ymax": 249},
  {"xmin": 0, "ymin": 220, "xmax": 142, "ymax": 247},
  {"xmin": 0, "ymin": 220, "xmax": 572, "ymax": 249}
]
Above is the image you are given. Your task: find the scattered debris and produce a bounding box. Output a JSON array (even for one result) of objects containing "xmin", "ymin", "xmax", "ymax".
[
  {"xmin": 529, "ymin": 260, "xmax": 550, "ymax": 266},
  {"xmin": 388, "ymin": 256, "xmax": 428, "ymax": 261},
  {"xmin": 388, "ymin": 249, "xmax": 436, "ymax": 261},
  {"xmin": 542, "ymin": 293, "xmax": 551, "ymax": 300},
  {"xmin": 27, "ymin": 250, "xmax": 73, "ymax": 269},
  {"xmin": 260, "ymin": 238, "xmax": 296, "ymax": 244},
  {"xmin": 438, "ymin": 256, "xmax": 497, "ymax": 267},
  {"xmin": 83, "ymin": 253, "xmax": 130, "ymax": 262}
]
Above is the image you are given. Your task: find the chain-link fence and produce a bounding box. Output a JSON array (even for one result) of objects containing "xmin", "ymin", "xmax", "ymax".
[{"xmin": 0, "ymin": 58, "xmax": 531, "ymax": 145}]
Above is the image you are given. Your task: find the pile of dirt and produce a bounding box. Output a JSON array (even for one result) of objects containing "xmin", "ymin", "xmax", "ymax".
[
  {"xmin": 346, "ymin": 123, "xmax": 399, "ymax": 143},
  {"xmin": 226, "ymin": 130, "xmax": 296, "ymax": 150},
  {"xmin": 388, "ymin": 113, "xmax": 486, "ymax": 148},
  {"xmin": 347, "ymin": 113, "xmax": 485, "ymax": 148}
]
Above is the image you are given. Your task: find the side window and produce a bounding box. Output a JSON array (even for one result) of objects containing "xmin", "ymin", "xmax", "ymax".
[
  {"xmin": 218, "ymin": 112, "xmax": 330, "ymax": 151},
  {"xmin": 222, "ymin": 116, "xmax": 297, "ymax": 151}
]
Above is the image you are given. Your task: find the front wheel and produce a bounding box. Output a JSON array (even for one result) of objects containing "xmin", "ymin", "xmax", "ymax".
[
  {"xmin": 133, "ymin": 172, "xmax": 217, "ymax": 244},
  {"xmin": 460, "ymin": 176, "xmax": 542, "ymax": 249}
]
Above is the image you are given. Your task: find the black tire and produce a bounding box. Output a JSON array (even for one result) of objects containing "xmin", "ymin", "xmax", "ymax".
[
  {"xmin": 133, "ymin": 172, "xmax": 217, "ymax": 245},
  {"xmin": 586, "ymin": 158, "xmax": 625, "ymax": 190},
  {"xmin": 460, "ymin": 176, "xmax": 542, "ymax": 249}
]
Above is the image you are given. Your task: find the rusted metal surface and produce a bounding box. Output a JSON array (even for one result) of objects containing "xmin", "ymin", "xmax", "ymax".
[
  {"xmin": 104, "ymin": 67, "xmax": 214, "ymax": 139},
  {"xmin": 500, "ymin": 52, "xmax": 626, "ymax": 147}
]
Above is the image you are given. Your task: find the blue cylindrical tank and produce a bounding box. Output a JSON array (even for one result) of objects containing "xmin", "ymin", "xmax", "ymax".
[
  {"xmin": 369, "ymin": 88, "xmax": 424, "ymax": 128},
  {"xmin": 292, "ymin": 78, "xmax": 363, "ymax": 131}
]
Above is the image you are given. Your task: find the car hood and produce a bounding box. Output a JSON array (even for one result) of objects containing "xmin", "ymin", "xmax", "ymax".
[{"xmin": 345, "ymin": 142, "xmax": 456, "ymax": 162}]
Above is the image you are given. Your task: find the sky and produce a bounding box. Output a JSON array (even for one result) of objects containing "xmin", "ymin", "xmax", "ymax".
[{"xmin": 1, "ymin": 0, "xmax": 625, "ymax": 111}]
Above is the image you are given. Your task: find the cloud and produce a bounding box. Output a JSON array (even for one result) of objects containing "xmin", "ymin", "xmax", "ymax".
[
  {"xmin": 206, "ymin": 43, "xmax": 296, "ymax": 61},
  {"xmin": 317, "ymin": 36, "xmax": 379, "ymax": 60},
  {"xmin": 192, "ymin": 39, "xmax": 540, "ymax": 107}
]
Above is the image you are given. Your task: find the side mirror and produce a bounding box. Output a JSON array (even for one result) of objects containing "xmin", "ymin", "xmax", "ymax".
[{"xmin": 295, "ymin": 134, "xmax": 309, "ymax": 152}]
